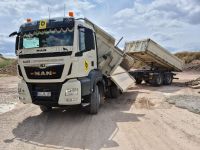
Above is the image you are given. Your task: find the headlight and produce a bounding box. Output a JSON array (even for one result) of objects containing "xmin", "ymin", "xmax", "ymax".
[{"xmin": 65, "ymin": 88, "xmax": 78, "ymax": 96}]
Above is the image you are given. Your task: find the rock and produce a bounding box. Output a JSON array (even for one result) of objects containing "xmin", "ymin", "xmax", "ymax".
[{"xmin": 167, "ymin": 95, "xmax": 200, "ymax": 114}]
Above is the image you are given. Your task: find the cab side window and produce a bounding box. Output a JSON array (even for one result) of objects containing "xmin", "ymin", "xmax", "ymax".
[
  {"xmin": 79, "ymin": 27, "xmax": 95, "ymax": 52},
  {"xmin": 79, "ymin": 28, "xmax": 86, "ymax": 52}
]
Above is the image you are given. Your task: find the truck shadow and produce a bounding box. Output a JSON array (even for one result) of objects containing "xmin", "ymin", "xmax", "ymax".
[{"xmin": 9, "ymin": 91, "xmax": 145, "ymax": 150}]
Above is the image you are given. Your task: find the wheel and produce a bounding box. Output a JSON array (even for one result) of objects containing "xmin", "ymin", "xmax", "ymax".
[
  {"xmin": 110, "ymin": 85, "xmax": 120, "ymax": 98},
  {"xmin": 164, "ymin": 74, "xmax": 173, "ymax": 85},
  {"xmin": 145, "ymin": 79, "xmax": 149, "ymax": 84},
  {"xmin": 40, "ymin": 105, "xmax": 52, "ymax": 112},
  {"xmin": 153, "ymin": 74, "xmax": 163, "ymax": 86},
  {"xmin": 135, "ymin": 78, "xmax": 142, "ymax": 84},
  {"xmin": 87, "ymin": 85, "xmax": 100, "ymax": 114},
  {"xmin": 98, "ymin": 85, "xmax": 105, "ymax": 105}
]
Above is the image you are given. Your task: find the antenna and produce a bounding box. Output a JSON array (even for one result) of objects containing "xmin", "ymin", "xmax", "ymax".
[
  {"xmin": 48, "ymin": 7, "xmax": 51, "ymax": 19},
  {"xmin": 115, "ymin": 37, "xmax": 124, "ymax": 47},
  {"xmin": 64, "ymin": 4, "xmax": 66, "ymax": 17}
]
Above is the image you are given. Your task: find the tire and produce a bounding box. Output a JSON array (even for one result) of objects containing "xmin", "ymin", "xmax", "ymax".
[
  {"xmin": 88, "ymin": 85, "xmax": 100, "ymax": 114},
  {"xmin": 145, "ymin": 79, "xmax": 149, "ymax": 84},
  {"xmin": 135, "ymin": 78, "xmax": 142, "ymax": 84},
  {"xmin": 98, "ymin": 85, "xmax": 105, "ymax": 105},
  {"xmin": 110, "ymin": 85, "xmax": 120, "ymax": 98},
  {"xmin": 164, "ymin": 74, "xmax": 173, "ymax": 85},
  {"xmin": 40, "ymin": 105, "xmax": 52, "ymax": 112},
  {"xmin": 153, "ymin": 74, "xmax": 163, "ymax": 86}
]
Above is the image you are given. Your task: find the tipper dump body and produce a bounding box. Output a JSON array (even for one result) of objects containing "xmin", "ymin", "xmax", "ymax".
[
  {"xmin": 125, "ymin": 39, "xmax": 184, "ymax": 86},
  {"xmin": 85, "ymin": 18, "xmax": 135, "ymax": 92},
  {"xmin": 125, "ymin": 39, "xmax": 184, "ymax": 72}
]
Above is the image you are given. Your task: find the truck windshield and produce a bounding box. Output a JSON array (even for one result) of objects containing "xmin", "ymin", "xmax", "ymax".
[{"xmin": 19, "ymin": 28, "xmax": 74, "ymax": 49}]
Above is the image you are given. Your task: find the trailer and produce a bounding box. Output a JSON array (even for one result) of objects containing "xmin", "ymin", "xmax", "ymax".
[{"xmin": 125, "ymin": 39, "xmax": 184, "ymax": 86}]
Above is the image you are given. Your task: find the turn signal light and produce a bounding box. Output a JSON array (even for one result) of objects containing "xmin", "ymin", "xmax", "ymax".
[
  {"xmin": 26, "ymin": 18, "xmax": 32, "ymax": 23},
  {"xmin": 68, "ymin": 11, "xmax": 74, "ymax": 17}
]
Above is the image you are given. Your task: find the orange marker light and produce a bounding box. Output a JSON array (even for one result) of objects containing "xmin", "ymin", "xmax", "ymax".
[
  {"xmin": 27, "ymin": 18, "xmax": 32, "ymax": 23},
  {"xmin": 68, "ymin": 11, "xmax": 74, "ymax": 17}
]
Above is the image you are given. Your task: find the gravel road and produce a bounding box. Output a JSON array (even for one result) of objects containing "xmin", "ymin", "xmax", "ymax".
[{"xmin": 0, "ymin": 72, "xmax": 200, "ymax": 150}]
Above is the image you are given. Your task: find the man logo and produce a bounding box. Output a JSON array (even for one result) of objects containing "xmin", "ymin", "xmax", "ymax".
[{"xmin": 30, "ymin": 71, "xmax": 56, "ymax": 76}]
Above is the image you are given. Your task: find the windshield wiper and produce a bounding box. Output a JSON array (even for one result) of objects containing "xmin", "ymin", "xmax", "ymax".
[{"xmin": 63, "ymin": 47, "xmax": 69, "ymax": 52}]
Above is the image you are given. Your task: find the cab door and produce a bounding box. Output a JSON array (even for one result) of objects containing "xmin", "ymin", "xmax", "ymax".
[{"xmin": 74, "ymin": 26, "xmax": 97, "ymax": 77}]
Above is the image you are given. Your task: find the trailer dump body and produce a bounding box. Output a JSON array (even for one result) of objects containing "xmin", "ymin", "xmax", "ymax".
[{"xmin": 125, "ymin": 39, "xmax": 184, "ymax": 72}]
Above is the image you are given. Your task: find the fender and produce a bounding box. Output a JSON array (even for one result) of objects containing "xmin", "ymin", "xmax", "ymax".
[
  {"xmin": 88, "ymin": 69, "xmax": 104, "ymax": 92},
  {"xmin": 78, "ymin": 69, "xmax": 104, "ymax": 96}
]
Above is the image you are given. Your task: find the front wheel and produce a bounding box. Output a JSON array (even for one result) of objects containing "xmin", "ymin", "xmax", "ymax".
[{"xmin": 87, "ymin": 85, "xmax": 100, "ymax": 114}]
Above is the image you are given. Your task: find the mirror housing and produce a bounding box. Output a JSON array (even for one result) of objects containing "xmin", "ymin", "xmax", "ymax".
[{"xmin": 9, "ymin": 31, "xmax": 18, "ymax": 37}]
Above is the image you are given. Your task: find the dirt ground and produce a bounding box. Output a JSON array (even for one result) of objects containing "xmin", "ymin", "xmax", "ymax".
[{"xmin": 0, "ymin": 72, "xmax": 200, "ymax": 150}]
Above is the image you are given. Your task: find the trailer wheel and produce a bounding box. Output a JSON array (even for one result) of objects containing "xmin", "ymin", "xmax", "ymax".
[
  {"xmin": 135, "ymin": 78, "xmax": 142, "ymax": 84},
  {"xmin": 40, "ymin": 105, "xmax": 52, "ymax": 112},
  {"xmin": 88, "ymin": 85, "xmax": 100, "ymax": 114},
  {"xmin": 110, "ymin": 85, "xmax": 120, "ymax": 98},
  {"xmin": 145, "ymin": 79, "xmax": 150, "ymax": 84},
  {"xmin": 164, "ymin": 74, "xmax": 173, "ymax": 85},
  {"xmin": 154, "ymin": 74, "xmax": 163, "ymax": 86}
]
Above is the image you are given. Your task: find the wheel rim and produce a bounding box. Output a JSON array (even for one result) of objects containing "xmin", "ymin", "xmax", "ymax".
[
  {"xmin": 166, "ymin": 75, "xmax": 172, "ymax": 84},
  {"xmin": 96, "ymin": 86, "xmax": 100, "ymax": 105},
  {"xmin": 157, "ymin": 76, "xmax": 162, "ymax": 85}
]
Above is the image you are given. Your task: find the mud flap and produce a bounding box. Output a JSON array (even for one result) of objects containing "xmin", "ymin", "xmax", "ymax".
[{"xmin": 110, "ymin": 66, "xmax": 135, "ymax": 92}]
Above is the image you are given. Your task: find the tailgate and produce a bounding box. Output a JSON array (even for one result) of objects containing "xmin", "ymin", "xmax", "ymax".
[{"xmin": 110, "ymin": 66, "xmax": 135, "ymax": 92}]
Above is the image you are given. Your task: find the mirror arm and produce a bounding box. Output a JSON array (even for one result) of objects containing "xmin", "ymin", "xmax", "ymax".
[{"xmin": 9, "ymin": 31, "xmax": 19, "ymax": 37}]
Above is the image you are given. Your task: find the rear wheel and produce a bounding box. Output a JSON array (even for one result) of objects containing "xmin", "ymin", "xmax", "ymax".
[
  {"xmin": 40, "ymin": 105, "xmax": 52, "ymax": 112},
  {"xmin": 110, "ymin": 85, "xmax": 120, "ymax": 98},
  {"xmin": 164, "ymin": 73, "xmax": 173, "ymax": 85},
  {"xmin": 153, "ymin": 74, "xmax": 163, "ymax": 86}
]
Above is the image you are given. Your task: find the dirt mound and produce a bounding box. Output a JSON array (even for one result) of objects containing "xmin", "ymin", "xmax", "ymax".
[
  {"xmin": 184, "ymin": 60, "xmax": 200, "ymax": 72},
  {"xmin": 175, "ymin": 51, "xmax": 200, "ymax": 63},
  {"xmin": 185, "ymin": 77, "xmax": 200, "ymax": 88}
]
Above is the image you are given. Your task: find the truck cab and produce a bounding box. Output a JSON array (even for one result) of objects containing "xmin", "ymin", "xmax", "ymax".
[{"xmin": 11, "ymin": 16, "xmax": 105, "ymax": 114}]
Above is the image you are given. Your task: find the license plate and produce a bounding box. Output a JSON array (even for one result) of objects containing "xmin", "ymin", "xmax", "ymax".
[{"xmin": 37, "ymin": 92, "xmax": 51, "ymax": 97}]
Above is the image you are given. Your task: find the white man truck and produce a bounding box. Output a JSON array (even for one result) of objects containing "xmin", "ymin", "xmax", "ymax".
[
  {"xmin": 10, "ymin": 15, "xmax": 183, "ymax": 114},
  {"xmin": 9, "ymin": 16, "xmax": 136, "ymax": 114}
]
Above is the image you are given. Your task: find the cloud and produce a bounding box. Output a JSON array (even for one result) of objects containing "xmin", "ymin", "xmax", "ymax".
[
  {"xmin": 0, "ymin": 0, "xmax": 97, "ymax": 56},
  {"xmin": 151, "ymin": 32, "xmax": 172, "ymax": 42},
  {"xmin": 111, "ymin": 0, "xmax": 200, "ymax": 52},
  {"xmin": 0, "ymin": 0, "xmax": 199, "ymax": 56}
]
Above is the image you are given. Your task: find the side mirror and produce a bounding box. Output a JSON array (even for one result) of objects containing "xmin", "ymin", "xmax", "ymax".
[
  {"xmin": 9, "ymin": 31, "xmax": 18, "ymax": 37},
  {"xmin": 15, "ymin": 36, "xmax": 19, "ymax": 54}
]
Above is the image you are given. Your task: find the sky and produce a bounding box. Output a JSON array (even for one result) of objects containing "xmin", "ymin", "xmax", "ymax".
[{"xmin": 0, "ymin": 0, "xmax": 200, "ymax": 56}]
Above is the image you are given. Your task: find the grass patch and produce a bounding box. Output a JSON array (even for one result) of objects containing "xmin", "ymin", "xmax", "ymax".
[{"xmin": 0, "ymin": 58, "xmax": 15, "ymax": 68}]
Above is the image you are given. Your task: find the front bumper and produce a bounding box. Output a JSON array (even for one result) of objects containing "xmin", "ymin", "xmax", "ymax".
[{"xmin": 18, "ymin": 79, "xmax": 82, "ymax": 106}]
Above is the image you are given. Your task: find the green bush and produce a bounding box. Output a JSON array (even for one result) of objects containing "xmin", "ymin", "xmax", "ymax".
[{"xmin": 0, "ymin": 58, "xmax": 15, "ymax": 68}]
